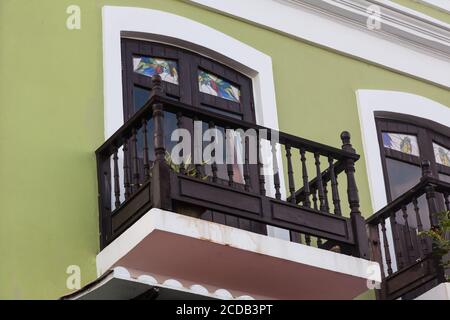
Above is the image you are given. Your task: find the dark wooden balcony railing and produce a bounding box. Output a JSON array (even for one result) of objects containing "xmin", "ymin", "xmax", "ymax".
[
  {"xmin": 367, "ymin": 161, "xmax": 450, "ymax": 300},
  {"xmin": 96, "ymin": 76, "xmax": 369, "ymax": 260}
]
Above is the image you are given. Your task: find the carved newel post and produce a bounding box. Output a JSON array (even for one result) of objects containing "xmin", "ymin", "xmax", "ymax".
[
  {"xmin": 151, "ymin": 75, "xmax": 172, "ymax": 210},
  {"xmin": 422, "ymin": 160, "xmax": 440, "ymax": 227},
  {"xmin": 341, "ymin": 131, "xmax": 369, "ymax": 259}
]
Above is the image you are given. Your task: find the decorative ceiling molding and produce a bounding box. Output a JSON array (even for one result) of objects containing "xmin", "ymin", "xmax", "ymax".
[
  {"xmin": 284, "ymin": 0, "xmax": 450, "ymax": 57},
  {"xmin": 188, "ymin": 0, "xmax": 450, "ymax": 88}
]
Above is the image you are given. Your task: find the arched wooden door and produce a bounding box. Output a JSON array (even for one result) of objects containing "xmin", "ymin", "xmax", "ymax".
[
  {"xmin": 121, "ymin": 38, "xmax": 266, "ymax": 234},
  {"xmin": 375, "ymin": 112, "xmax": 450, "ymax": 267}
]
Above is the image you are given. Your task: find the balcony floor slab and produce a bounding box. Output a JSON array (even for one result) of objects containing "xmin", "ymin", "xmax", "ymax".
[{"xmin": 96, "ymin": 208, "xmax": 380, "ymax": 299}]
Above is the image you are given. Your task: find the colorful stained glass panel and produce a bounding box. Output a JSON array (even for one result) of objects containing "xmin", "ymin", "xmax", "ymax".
[
  {"xmin": 133, "ymin": 56, "xmax": 179, "ymax": 85},
  {"xmin": 382, "ymin": 132, "xmax": 420, "ymax": 156},
  {"xmin": 198, "ymin": 70, "xmax": 240, "ymax": 103},
  {"xmin": 433, "ymin": 143, "xmax": 450, "ymax": 167}
]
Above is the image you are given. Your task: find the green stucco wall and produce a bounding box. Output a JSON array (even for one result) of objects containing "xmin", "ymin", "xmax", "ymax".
[
  {"xmin": 391, "ymin": 0, "xmax": 450, "ymax": 23},
  {"xmin": 0, "ymin": 0, "xmax": 449, "ymax": 299}
]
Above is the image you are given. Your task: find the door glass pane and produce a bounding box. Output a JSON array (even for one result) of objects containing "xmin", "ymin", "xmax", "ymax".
[
  {"xmin": 133, "ymin": 56, "xmax": 179, "ymax": 85},
  {"xmin": 386, "ymin": 158, "xmax": 431, "ymax": 257},
  {"xmin": 133, "ymin": 86, "xmax": 177, "ymax": 161},
  {"xmin": 433, "ymin": 143, "xmax": 450, "ymax": 167},
  {"xmin": 439, "ymin": 173, "xmax": 450, "ymax": 183},
  {"xmin": 386, "ymin": 158, "xmax": 422, "ymax": 199},
  {"xmin": 385, "ymin": 158, "xmax": 427, "ymax": 233},
  {"xmin": 133, "ymin": 86, "xmax": 151, "ymax": 113},
  {"xmin": 198, "ymin": 70, "xmax": 240, "ymax": 103},
  {"xmin": 382, "ymin": 132, "xmax": 420, "ymax": 156}
]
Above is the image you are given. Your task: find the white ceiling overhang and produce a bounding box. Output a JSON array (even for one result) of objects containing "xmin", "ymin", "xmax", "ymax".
[{"xmin": 85, "ymin": 208, "xmax": 381, "ymax": 300}]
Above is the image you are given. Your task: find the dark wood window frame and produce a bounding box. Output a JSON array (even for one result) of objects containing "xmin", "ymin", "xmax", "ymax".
[{"xmin": 121, "ymin": 38, "xmax": 256, "ymax": 122}]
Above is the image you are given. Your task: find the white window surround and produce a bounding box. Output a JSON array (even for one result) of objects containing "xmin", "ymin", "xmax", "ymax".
[
  {"xmin": 102, "ymin": 6, "xmax": 281, "ymax": 138},
  {"xmin": 102, "ymin": 6, "xmax": 289, "ymax": 240},
  {"xmin": 356, "ymin": 89, "xmax": 450, "ymax": 274},
  {"xmin": 188, "ymin": 0, "xmax": 450, "ymax": 88}
]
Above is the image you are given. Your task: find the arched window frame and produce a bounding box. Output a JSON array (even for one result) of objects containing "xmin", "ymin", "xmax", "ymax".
[{"xmin": 102, "ymin": 6, "xmax": 289, "ymax": 239}]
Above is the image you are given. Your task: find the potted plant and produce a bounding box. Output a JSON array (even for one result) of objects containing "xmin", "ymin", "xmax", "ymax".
[{"xmin": 420, "ymin": 210, "xmax": 450, "ymax": 281}]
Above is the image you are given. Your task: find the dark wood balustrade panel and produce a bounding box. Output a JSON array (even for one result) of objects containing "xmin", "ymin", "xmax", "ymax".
[
  {"xmin": 271, "ymin": 201, "xmax": 352, "ymax": 241},
  {"xmin": 177, "ymin": 175, "xmax": 261, "ymax": 214},
  {"xmin": 367, "ymin": 161, "xmax": 450, "ymax": 299}
]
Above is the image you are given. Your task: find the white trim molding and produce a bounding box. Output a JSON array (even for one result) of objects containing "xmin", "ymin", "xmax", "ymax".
[{"xmin": 188, "ymin": 0, "xmax": 450, "ymax": 88}]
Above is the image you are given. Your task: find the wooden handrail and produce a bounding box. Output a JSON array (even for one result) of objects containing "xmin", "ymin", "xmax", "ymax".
[
  {"xmin": 366, "ymin": 177, "xmax": 450, "ymax": 224},
  {"xmin": 95, "ymin": 76, "xmax": 367, "ymax": 257},
  {"xmin": 96, "ymin": 93, "xmax": 360, "ymax": 161}
]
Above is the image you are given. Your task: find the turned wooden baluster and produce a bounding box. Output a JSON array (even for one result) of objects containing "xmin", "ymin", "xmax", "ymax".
[
  {"xmin": 380, "ymin": 218, "xmax": 393, "ymax": 275},
  {"xmin": 193, "ymin": 116, "xmax": 202, "ymax": 179},
  {"xmin": 312, "ymin": 187, "xmax": 318, "ymax": 211},
  {"xmin": 445, "ymin": 192, "xmax": 450, "ymax": 211},
  {"xmin": 176, "ymin": 113, "xmax": 185, "ymax": 175},
  {"xmin": 314, "ymin": 153, "xmax": 327, "ymax": 212},
  {"xmin": 131, "ymin": 127, "xmax": 140, "ymax": 192},
  {"xmin": 113, "ymin": 148, "xmax": 120, "ymax": 209},
  {"xmin": 305, "ymin": 234, "xmax": 311, "ymax": 246},
  {"xmin": 401, "ymin": 205, "xmax": 415, "ymax": 264},
  {"xmin": 225, "ymin": 127, "xmax": 235, "ymax": 187},
  {"xmin": 412, "ymin": 197, "xmax": 427, "ymax": 257},
  {"xmin": 242, "ymin": 132, "xmax": 251, "ymax": 191},
  {"xmin": 328, "ymin": 157, "xmax": 342, "ymax": 216},
  {"xmin": 258, "ymin": 138, "xmax": 266, "ymax": 196},
  {"xmin": 323, "ymin": 180, "xmax": 330, "ymax": 213},
  {"xmin": 142, "ymin": 118, "xmax": 151, "ymax": 181},
  {"xmin": 317, "ymin": 237, "xmax": 323, "ymax": 247},
  {"xmin": 123, "ymin": 140, "xmax": 131, "ymax": 199},
  {"xmin": 300, "ymin": 148, "xmax": 311, "ymax": 208},
  {"xmin": 286, "ymin": 145, "xmax": 296, "ymax": 203},
  {"xmin": 393, "ymin": 217, "xmax": 405, "ymax": 270},
  {"xmin": 272, "ymin": 142, "xmax": 281, "ymax": 200},
  {"xmin": 208, "ymin": 121, "xmax": 219, "ymax": 183},
  {"xmin": 422, "ymin": 160, "xmax": 440, "ymax": 228}
]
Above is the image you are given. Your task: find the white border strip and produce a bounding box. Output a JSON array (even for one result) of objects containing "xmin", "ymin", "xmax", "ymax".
[{"xmin": 188, "ymin": 0, "xmax": 450, "ymax": 88}]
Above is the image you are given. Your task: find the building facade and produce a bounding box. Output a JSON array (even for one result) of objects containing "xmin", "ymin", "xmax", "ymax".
[{"xmin": 0, "ymin": 0, "xmax": 449, "ymax": 300}]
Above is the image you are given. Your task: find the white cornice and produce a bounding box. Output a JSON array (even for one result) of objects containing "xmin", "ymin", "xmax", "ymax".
[
  {"xmin": 188, "ymin": 0, "xmax": 450, "ymax": 88},
  {"xmin": 286, "ymin": 0, "xmax": 450, "ymax": 56}
]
